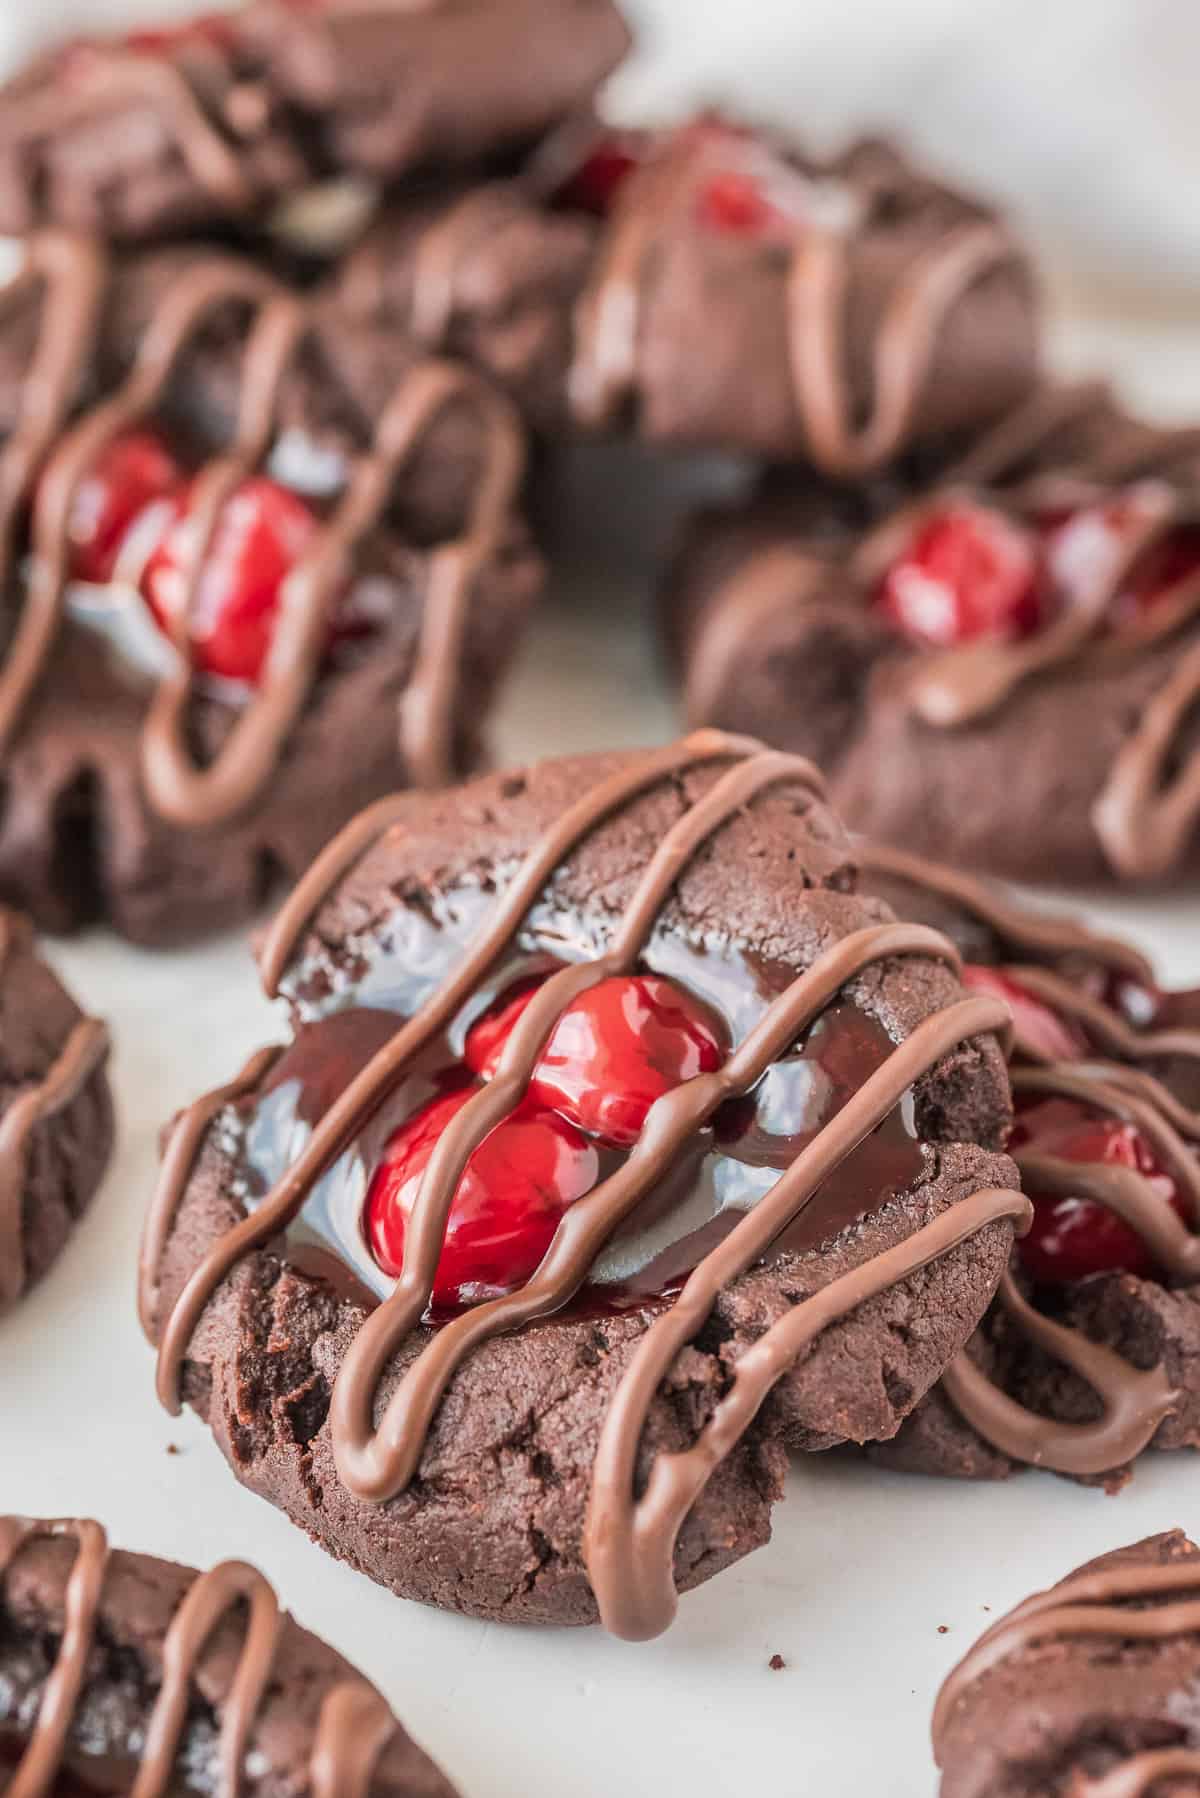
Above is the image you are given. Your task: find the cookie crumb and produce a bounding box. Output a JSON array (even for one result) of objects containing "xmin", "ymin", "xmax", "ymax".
[
  {"xmin": 937, "ymin": 1625, "xmax": 949, "ymax": 1635},
  {"xmin": 166, "ymin": 1443, "xmax": 181, "ymax": 1456},
  {"xmin": 768, "ymin": 1653, "xmax": 786, "ymax": 1671}
]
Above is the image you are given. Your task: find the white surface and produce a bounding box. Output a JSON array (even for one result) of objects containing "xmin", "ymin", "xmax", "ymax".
[
  {"xmin": 1, "ymin": 5, "xmax": 1199, "ymax": 1795},
  {"xmin": 0, "ymin": 435, "xmax": 1197, "ymax": 1798}
]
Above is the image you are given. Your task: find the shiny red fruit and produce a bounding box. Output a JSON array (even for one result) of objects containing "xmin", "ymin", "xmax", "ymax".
[
  {"xmin": 696, "ymin": 170, "xmax": 774, "ymax": 235},
  {"xmin": 961, "ymin": 965, "xmax": 1089, "ymax": 1063},
  {"xmin": 1043, "ymin": 492, "xmax": 1200, "ymax": 631},
  {"xmin": 556, "ymin": 135, "xmax": 643, "ymax": 215},
  {"xmin": 878, "ymin": 503, "xmax": 1042, "ymax": 648},
  {"xmin": 465, "ymin": 973, "xmax": 726, "ymax": 1148},
  {"xmin": 1012, "ymin": 1096, "xmax": 1187, "ymax": 1284},
  {"xmin": 66, "ymin": 432, "xmax": 182, "ymax": 586},
  {"xmin": 365, "ymin": 1087, "xmax": 599, "ymax": 1307},
  {"xmin": 141, "ymin": 475, "xmax": 320, "ymax": 685}
]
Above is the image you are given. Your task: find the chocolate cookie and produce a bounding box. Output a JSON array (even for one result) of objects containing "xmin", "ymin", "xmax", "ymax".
[
  {"xmin": 0, "ymin": 0, "xmax": 630, "ymax": 244},
  {"xmin": 0, "ymin": 236, "xmax": 539, "ymax": 945},
  {"xmin": 667, "ymin": 384, "xmax": 1200, "ymax": 884},
  {"xmin": 333, "ymin": 120, "xmax": 1038, "ymax": 466},
  {"xmin": 853, "ymin": 842, "xmax": 1200, "ymax": 1488},
  {"xmin": 0, "ymin": 913, "xmax": 111, "ymax": 1314},
  {"xmin": 140, "ymin": 733, "xmax": 1028, "ymax": 1635},
  {"xmin": 0, "ymin": 1515, "xmax": 457, "ymax": 1796},
  {"xmin": 934, "ymin": 1530, "xmax": 1200, "ymax": 1798}
]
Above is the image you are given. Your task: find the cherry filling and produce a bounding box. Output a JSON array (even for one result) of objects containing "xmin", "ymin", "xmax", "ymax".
[
  {"xmin": 554, "ymin": 117, "xmax": 813, "ymax": 241},
  {"xmin": 553, "ymin": 131, "xmax": 646, "ymax": 215},
  {"xmin": 1012, "ymin": 1095, "xmax": 1187, "ymax": 1285},
  {"xmin": 876, "ymin": 504, "xmax": 1043, "ymax": 648},
  {"xmin": 58, "ymin": 432, "xmax": 363, "ymax": 688},
  {"xmin": 876, "ymin": 492, "xmax": 1200, "ymax": 650},
  {"xmin": 242, "ymin": 923, "xmax": 927, "ymax": 1322},
  {"xmin": 960, "ymin": 965, "xmax": 1088, "ymax": 1064},
  {"xmin": 66, "ymin": 432, "xmax": 182, "ymax": 586},
  {"xmin": 463, "ymin": 973, "xmax": 726, "ymax": 1148},
  {"xmin": 366, "ymin": 1087, "xmax": 600, "ymax": 1307},
  {"xmin": 141, "ymin": 475, "xmax": 322, "ymax": 684}
]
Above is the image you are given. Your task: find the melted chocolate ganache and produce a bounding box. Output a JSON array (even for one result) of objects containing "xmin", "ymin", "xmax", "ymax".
[
  {"xmin": 143, "ymin": 732, "xmax": 1040, "ymax": 1639},
  {"xmin": 0, "ymin": 231, "xmax": 525, "ymax": 829},
  {"xmin": 0, "ymin": 1517, "xmax": 399, "ymax": 1798}
]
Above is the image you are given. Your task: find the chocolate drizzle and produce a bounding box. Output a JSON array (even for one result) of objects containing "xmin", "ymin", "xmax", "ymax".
[
  {"xmin": 0, "ymin": 42, "xmax": 260, "ymax": 216},
  {"xmin": 859, "ymin": 840, "xmax": 1197, "ymax": 1476},
  {"xmin": 0, "ymin": 244, "xmax": 525, "ymax": 828},
  {"xmin": 570, "ymin": 129, "xmax": 1021, "ymax": 476},
  {"xmin": 933, "ymin": 1550, "xmax": 1200, "ymax": 1787},
  {"xmin": 143, "ymin": 730, "xmax": 1031, "ymax": 1639},
  {"xmin": 863, "ymin": 395, "xmax": 1200, "ymax": 879},
  {"xmin": 0, "ymin": 1516, "xmax": 398, "ymax": 1798},
  {"xmin": 0, "ymin": 909, "xmax": 110, "ymax": 1312}
]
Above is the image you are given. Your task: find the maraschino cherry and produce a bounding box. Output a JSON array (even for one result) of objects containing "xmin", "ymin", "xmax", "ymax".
[
  {"xmin": 961, "ymin": 965, "xmax": 1088, "ymax": 1063},
  {"xmin": 1013, "ymin": 1096, "xmax": 1187, "ymax": 1284},
  {"xmin": 1043, "ymin": 491, "xmax": 1200, "ymax": 631},
  {"xmin": 365, "ymin": 1087, "xmax": 599, "ymax": 1307},
  {"xmin": 555, "ymin": 132, "xmax": 644, "ymax": 215},
  {"xmin": 141, "ymin": 475, "xmax": 321, "ymax": 684},
  {"xmin": 465, "ymin": 972, "xmax": 726, "ymax": 1147},
  {"xmin": 877, "ymin": 503, "xmax": 1042, "ymax": 648},
  {"xmin": 66, "ymin": 432, "xmax": 181, "ymax": 585}
]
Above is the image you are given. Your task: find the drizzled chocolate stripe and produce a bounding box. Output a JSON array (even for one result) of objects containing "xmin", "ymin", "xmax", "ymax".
[
  {"xmin": 0, "ymin": 911, "xmax": 110, "ymax": 1312},
  {"xmin": 940, "ymin": 1060, "xmax": 1196, "ymax": 1473},
  {"xmin": 933, "ymin": 1556, "xmax": 1200, "ymax": 1772},
  {"xmin": 854, "ymin": 841, "xmax": 1153, "ymax": 984},
  {"xmin": 401, "ymin": 186, "xmax": 535, "ymax": 348},
  {"xmin": 570, "ymin": 131, "xmax": 1019, "ymax": 476},
  {"xmin": 855, "ymin": 843, "xmax": 1193, "ymax": 1473},
  {"xmin": 864, "ymin": 416, "xmax": 1200, "ymax": 878},
  {"xmin": 0, "ymin": 43, "xmax": 258, "ymax": 213},
  {"xmin": 146, "ymin": 730, "xmax": 1030, "ymax": 1638},
  {"xmin": 785, "ymin": 221, "xmax": 1012, "ymax": 478},
  {"xmin": 1084, "ymin": 1748, "xmax": 1200, "ymax": 1797},
  {"xmin": 3, "ymin": 248, "xmax": 525, "ymax": 827},
  {"xmin": 0, "ymin": 1517, "xmax": 397, "ymax": 1798}
]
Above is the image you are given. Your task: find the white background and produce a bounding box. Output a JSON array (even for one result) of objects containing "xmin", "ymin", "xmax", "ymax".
[{"xmin": 2, "ymin": 7, "xmax": 1200, "ymax": 1797}]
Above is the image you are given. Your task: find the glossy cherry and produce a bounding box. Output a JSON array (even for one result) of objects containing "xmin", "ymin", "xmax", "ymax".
[
  {"xmin": 141, "ymin": 474, "xmax": 320, "ymax": 685},
  {"xmin": 961, "ymin": 965, "xmax": 1089, "ymax": 1063},
  {"xmin": 555, "ymin": 134, "xmax": 644, "ymax": 215},
  {"xmin": 1012, "ymin": 1096, "xmax": 1187, "ymax": 1284},
  {"xmin": 696, "ymin": 169, "xmax": 774, "ymax": 235},
  {"xmin": 365, "ymin": 1086, "xmax": 599, "ymax": 1307},
  {"xmin": 1043, "ymin": 492, "xmax": 1200, "ymax": 631},
  {"xmin": 465, "ymin": 973, "xmax": 726, "ymax": 1148},
  {"xmin": 877, "ymin": 503, "xmax": 1042, "ymax": 648},
  {"xmin": 66, "ymin": 432, "xmax": 182, "ymax": 585}
]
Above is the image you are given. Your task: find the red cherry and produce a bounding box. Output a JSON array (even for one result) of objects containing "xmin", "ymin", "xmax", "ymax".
[
  {"xmin": 141, "ymin": 475, "xmax": 320, "ymax": 685},
  {"xmin": 465, "ymin": 973, "xmax": 726, "ymax": 1149},
  {"xmin": 1012, "ymin": 1096, "xmax": 1187, "ymax": 1284},
  {"xmin": 66, "ymin": 432, "xmax": 182, "ymax": 586},
  {"xmin": 365, "ymin": 1087, "xmax": 599, "ymax": 1307},
  {"xmin": 877, "ymin": 504, "xmax": 1042, "ymax": 648},
  {"xmin": 696, "ymin": 170, "xmax": 775, "ymax": 236},
  {"xmin": 961, "ymin": 965, "xmax": 1088, "ymax": 1063},
  {"xmin": 1042, "ymin": 492, "xmax": 1200, "ymax": 631},
  {"xmin": 555, "ymin": 135, "xmax": 644, "ymax": 215},
  {"xmin": 124, "ymin": 11, "xmax": 237, "ymax": 55}
]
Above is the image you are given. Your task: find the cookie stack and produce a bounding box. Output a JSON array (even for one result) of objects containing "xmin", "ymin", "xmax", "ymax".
[{"xmin": 2, "ymin": 6, "xmax": 1200, "ymax": 1797}]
